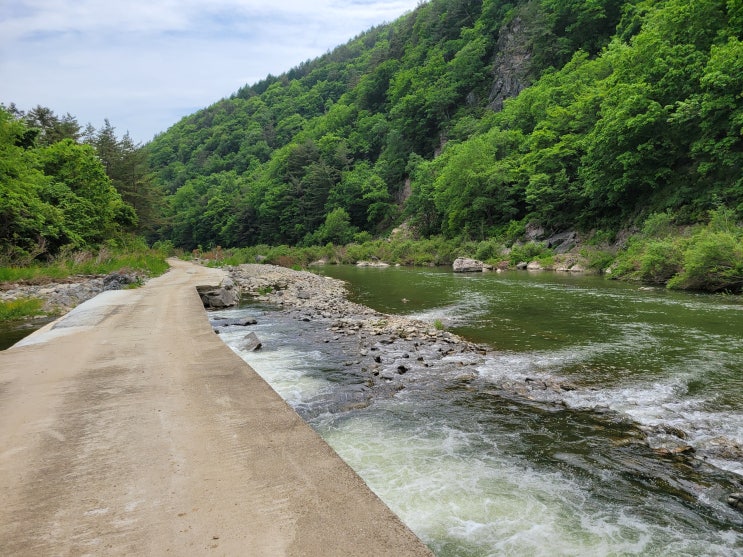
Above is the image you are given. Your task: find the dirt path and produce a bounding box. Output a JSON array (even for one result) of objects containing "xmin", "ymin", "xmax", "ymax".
[{"xmin": 0, "ymin": 259, "xmax": 432, "ymax": 556}]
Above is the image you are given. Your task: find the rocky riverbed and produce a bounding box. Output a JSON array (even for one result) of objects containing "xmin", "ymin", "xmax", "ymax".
[{"xmin": 224, "ymin": 264, "xmax": 490, "ymax": 399}]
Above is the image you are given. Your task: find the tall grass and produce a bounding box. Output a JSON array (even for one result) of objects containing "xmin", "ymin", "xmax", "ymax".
[{"xmin": 0, "ymin": 247, "xmax": 171, "ymax": 283}]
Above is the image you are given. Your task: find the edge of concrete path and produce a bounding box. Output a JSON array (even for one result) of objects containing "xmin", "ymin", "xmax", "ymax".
[{"xmin": 5, "ymin": 260, "xmax": 434, "ymax": 556}]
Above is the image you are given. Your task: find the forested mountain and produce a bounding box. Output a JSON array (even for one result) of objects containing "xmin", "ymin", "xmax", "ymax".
[{"xmin": 146, "ymin": 0, "xmax": 741, "ymax": 249}]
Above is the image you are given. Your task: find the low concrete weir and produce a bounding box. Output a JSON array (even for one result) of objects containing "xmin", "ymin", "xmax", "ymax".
[{"xmin": 0, "ymin": 259, "xmax": 432, "ymax": 556}]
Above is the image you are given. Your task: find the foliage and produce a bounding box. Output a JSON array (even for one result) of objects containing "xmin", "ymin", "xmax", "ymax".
[
  {"xmin": 612, "ymin": 208, "xmax": 743, "ymax": 292},
  {"xmin": 0, "ymin": 245, "xmax": 170, "ymax": 283},
  {"xmin": 1, "ymin": 104, "xmax": 164, "ymax": 263},
  {"xmin": 667, "ymin": 229, "xmax": 743, "ymax": 292},
  {"xmin": 508, "ymin": 242, "xmax": 550, "ymax": 265}
]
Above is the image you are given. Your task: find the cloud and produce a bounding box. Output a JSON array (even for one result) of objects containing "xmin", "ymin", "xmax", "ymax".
[{"xmin": 0, "ymin": 0, "xmax": 421, "ymax": 143}]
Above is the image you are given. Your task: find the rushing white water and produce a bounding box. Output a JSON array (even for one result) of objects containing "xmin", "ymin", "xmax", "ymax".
[{"xmin": 211, "ymin": 270, "xmax": 743, "ymax": 556}]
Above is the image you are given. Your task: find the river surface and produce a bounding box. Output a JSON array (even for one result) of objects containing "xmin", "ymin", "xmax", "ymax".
[
  {"xmin": 214, "ymin": 266, "xmax": 743, "ymax": 556},
  {"xmin": 212, "ymin": 266, "xmax": 743, "ymax": 555}
]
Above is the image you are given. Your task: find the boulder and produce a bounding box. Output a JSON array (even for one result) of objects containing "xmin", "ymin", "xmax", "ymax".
[
  {"xmin": 728, "ymin": 493, "xmax": 743, "ymax": 512},
  {"xmin": 356, "ymin": 261, "xmax": 390, "ymax": 268},
  {"xmin": 526, "ymin": 261, "xmax": 543, "ymax": 271},
  {"xmin": 240, "ymin": 332, "xmax": 263, "ymax": 352},
  {"xmin": 545, "ymin": 231, "xmax": 578, "ymax": 254},
  {"xmin": 453, "ymin": 258, "xmax": 484, "ymax": 273},
  {"xmin": 197, "ymin": 277, "xmax": 239, "ymax": 309}
]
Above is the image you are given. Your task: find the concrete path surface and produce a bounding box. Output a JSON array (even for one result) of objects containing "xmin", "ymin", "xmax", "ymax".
[{"xmin": 0, "ymin": 259, "xmax": 432, "ymax": 556}]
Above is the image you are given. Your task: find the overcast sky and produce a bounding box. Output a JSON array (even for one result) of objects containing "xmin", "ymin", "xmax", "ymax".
[{"xmin": 0, "ymin": 0, "xmax": 421, "ymax": 144}]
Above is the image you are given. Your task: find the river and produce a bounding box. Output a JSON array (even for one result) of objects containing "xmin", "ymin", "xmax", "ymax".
[
  {"xmin": 213, "ymin": 266, "xmax": 743, "ymax": 556},
  {"xmin": 6, "ymin": 266, "xmax": 739, "ymax": 555}
]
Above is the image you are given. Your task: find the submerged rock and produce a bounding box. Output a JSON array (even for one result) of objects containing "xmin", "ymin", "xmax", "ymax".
[
  {"xmin": 728, "ymin": 493, "xmax": 743, "ymax": 512},
  {"xmin": 211, "ymin": 317, "xmax": 257, "ymax": 328}
]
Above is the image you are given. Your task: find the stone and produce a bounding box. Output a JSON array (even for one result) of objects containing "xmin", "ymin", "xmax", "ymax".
[
  {"xmin": 728, "ymin": 493, "xmax": 743, "ymax": 512},
  {"xmin": 240, "ymin": 332, "xmax": 262, "ymax": 352},
  {"xmin": 453, "ymin": 258, "xmax": 484, "ymax": 273},
  {"xmin": 211, "ymin": 317, "xmax": 257, "ymax": 328},
  {"xmin": 526, "ymin": 261, "xmax": 543, "ymax": 271},
  {"xmin": 197, "ymin": 278, "xmax": 239, "ymax": 309},
  {"xmin": 545, "ymin": 231, "xmax": 578, "ymax": 254}
]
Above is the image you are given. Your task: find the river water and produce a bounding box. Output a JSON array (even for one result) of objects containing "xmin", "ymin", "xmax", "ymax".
[{"xmin": 201, "ymin": 267, "xmax": 743, "ymax": 555}]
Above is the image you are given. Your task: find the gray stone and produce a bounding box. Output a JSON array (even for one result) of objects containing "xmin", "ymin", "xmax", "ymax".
[
  {"xmin": 197, "ymin": 278, "xmax": 239, "ymax": 309},
  {"xmin": 240, "ymin": 332, "xmax": 262, "ymax": 352},
  {"xmin": 727, "ymin": 493, "xmax": 743, "ymax": 512},
  {"xmin": 453, "ymin": 258, "xmax": 484, "ymax": 273},
  {"xmin": 212, "ymin": 317, "xmax": 257, "ymax": 328}
]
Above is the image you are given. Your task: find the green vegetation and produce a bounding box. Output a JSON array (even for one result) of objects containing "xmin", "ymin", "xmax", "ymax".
[
  {"xmin": 612, "ymin": 208, "xmax": 743, "ymax": 292},
  {"xmin": 0, "ymin": 243, "xmax": 171, "ymax": 284},
  {"xmin": 146, "ymin": 0, "xmax": 742, "ymax": 255},
  {"xmin": 0, "ymin": 104, "xmax": 164, "ymax": 264},
  {"xmin": 0, "ymin": 298, "xmax": 45, "ymax": 321}
]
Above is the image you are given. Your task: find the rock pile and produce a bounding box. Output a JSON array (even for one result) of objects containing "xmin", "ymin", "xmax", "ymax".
[{"xmin": 0, "ymin": 271, "xmax": 144, "ymax": 314}]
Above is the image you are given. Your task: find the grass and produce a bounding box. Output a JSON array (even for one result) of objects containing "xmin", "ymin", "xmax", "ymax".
[
  {"xmin": 0, "ymin": 298, "xmax": 45, "ymax": 321},
  {"xmin": 0, "ymin": 248, "xmax": 170, "ymax": 284},
  {"xmin": 0, "ymin": 246, "xmax": 172, "ymax": 321}
]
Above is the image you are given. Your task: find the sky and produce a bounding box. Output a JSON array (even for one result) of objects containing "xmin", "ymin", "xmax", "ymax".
[{"xmin": 0, "ymin": 0, "xmax": 422, "ymax": 144}]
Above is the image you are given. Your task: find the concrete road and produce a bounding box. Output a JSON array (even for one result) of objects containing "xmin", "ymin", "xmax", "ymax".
[{"xmin": 0, "ymin": 260, "xmax": 432, "ymax": 556}]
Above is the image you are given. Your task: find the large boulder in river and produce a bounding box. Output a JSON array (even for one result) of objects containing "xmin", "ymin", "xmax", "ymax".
[
  {"xmin": 197, "ymin": 277, "xmax": 239, "ymax": 308},
  {"xmin": 453, "ymin": 258, "xmax": 484, "ymax": 273}
]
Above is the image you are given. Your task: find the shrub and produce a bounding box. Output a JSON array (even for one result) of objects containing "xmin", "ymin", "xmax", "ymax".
[
  {"xmin": 668, "ymin": 230, "xmax": 743, "ymax": 292},
  {"xmin": 637, "ymin": 239, "xmax": 683, "ymax": 283},
  {"xmin": 509, "ymin": 241, "xmax": 548, "ymax": 265}
]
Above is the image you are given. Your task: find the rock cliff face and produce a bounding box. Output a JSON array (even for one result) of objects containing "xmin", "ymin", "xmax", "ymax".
[{"xmin": 488, "ymin": 5, "xmax": 541, "ymax": 111}]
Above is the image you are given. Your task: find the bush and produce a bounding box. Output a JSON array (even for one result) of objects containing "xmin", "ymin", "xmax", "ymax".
[
  {"xmin": 637, "ymin": 239, "xmax": 683, "ymax": 283},
  {"xmin": 509, "ymin": 241, "xmax": 549, "ymax": 265},
  {"xmin": 668, "ymin": 231, "xmax": 743, "ymax": 292}
]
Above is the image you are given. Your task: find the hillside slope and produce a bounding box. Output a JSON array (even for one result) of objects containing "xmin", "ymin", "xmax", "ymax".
[{"xmin": 146, "ymin": 0, "xmax": 742, "ymax": 249}]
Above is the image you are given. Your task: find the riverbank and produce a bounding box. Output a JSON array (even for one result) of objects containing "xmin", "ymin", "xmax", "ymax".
[{"xmin": 0, "ymin": 270, "xmax": 145, "ymax": 316}]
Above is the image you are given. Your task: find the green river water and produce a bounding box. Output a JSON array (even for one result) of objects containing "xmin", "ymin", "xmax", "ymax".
[{"xmin": 231, "ymin": 266, "xmax": 743, "ymax": 556}]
